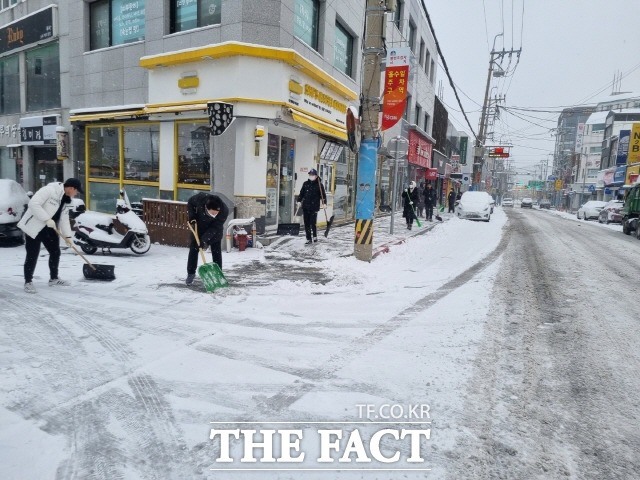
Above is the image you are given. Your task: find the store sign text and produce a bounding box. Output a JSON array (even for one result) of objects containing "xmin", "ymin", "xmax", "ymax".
[
  {"xmin": 303, "ymin": 84, "xmax": 347, "ymax": 114},
  {"xmin": 0, "ymin": 124, "xmax": 19, "ymax": 138}
]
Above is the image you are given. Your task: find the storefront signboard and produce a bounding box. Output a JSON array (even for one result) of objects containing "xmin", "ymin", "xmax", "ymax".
[
  {"xmin": 628, "ymin": 123, "xmax": 640, "ymax": 164},
  {"xmin": 0, "ymin": 6, "xmax": 54, "ymax": 55},
  {"xmin": 407, "ymin": 130, "xmax": 432, "ymax": 169},
  {"xmin": 19, "ymin": 115, "xmax": 58, "ymax": 145}
]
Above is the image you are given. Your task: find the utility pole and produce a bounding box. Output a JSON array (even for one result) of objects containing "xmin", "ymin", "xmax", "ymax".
[
  {"xmin": 354, "ymin": 0, "xmax": 385, "ymax": 262},
  {"xmin": 472, "ymin": 34, "xmax": 522, "ymax": 191}
]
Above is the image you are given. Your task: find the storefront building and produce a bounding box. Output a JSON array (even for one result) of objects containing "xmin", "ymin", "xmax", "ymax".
[
  {"xmin": 70, "ymin": 43, "xmax": 358, "ymax": 233},
  {"xmin": 60, "ymin": 0, "xmax": 363, "ymax": 233},
  {"xmin": 0, "ymin": 4, "xmax": 73, "ymax": 192}
]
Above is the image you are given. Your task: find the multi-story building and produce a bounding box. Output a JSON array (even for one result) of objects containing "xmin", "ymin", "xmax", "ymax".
[
  {"xmin": 378, "ymin": 0, "xmax": 437, "ymax": 208},
  {"xmin": 1, "ymin": 1, "xmax": 366, "ymax": 234},
  {"xmin": 0, "ymin": 1, "xmax": 68, "ymax": 192}
]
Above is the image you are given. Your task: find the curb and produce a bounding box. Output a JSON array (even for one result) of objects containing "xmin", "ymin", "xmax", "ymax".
[{"xmin": 372, "ymin": 219, "xmax": 444, "ymax": 259}]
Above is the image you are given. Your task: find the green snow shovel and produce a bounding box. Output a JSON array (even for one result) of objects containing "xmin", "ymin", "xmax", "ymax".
[
  {"xmin": 406, "ymin": 190, "xmax": 422, "ymax": 228},
  {"xmin": 187, "ymin": 222, "xmax": 228, "ymax": 293}
]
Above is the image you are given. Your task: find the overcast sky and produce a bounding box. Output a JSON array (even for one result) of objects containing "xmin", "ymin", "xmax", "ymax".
[{"xmin": 425, "ymin": 0, "xmax": 640, "ymax": 179}]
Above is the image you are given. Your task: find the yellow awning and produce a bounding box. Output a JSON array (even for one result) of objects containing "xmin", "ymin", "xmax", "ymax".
[
  {"xmin": 69, "ymin": 109, "xmax": 146, "ymax": 122},
  {"xmin": 144, "ymin": 103, "xmax": 209, "ymax": 114},
  {"xmin": 289, "ymin": 109, "xmax": 347, "ymax": 142}
]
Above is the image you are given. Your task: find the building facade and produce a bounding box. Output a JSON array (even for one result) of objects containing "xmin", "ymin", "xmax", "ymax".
[
  {"xmin": 69, "ymin": 0, "xmax": 365, "ymax": 234},
  {"xmin": 0, "ymin": 1, "xmax": 72, "ymax": 193},
  {"xmin": 0, "ymin": 1, "xmax": 366, "ymax": 234},
  {"xmin": 378, "ymin": 0, "xmax": 437, "ymax": 209}
]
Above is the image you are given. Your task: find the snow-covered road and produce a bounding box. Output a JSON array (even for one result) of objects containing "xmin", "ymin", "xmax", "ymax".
[
  {"xmin": 2, "ymin": 206, "xmax": 638, "ymax": 479},
  {"xmin": 439, "ymin": 207, "xmax": 640, "ymax": 479}
]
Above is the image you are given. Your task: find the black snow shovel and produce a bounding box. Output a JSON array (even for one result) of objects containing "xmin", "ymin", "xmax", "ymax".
[
  {"xmin": 56, "ymin": 229, "xmax": 115, "ymax": 281},
  {"xmin": 318, "ymin": 178, "xmax": 334, "ymax": 237}
]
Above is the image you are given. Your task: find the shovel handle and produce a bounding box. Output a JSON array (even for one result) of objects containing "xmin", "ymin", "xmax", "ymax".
[
  {"xmin": 186, "ymin": 221, "xmax": 207, "ymax": 265},
  {"xmin": 317, "ymin": 177, "xmax": 330, "ymax": 222},
  {"xmin": 55, "ymin": 229, "xmax": 97, "ymax": 271}
]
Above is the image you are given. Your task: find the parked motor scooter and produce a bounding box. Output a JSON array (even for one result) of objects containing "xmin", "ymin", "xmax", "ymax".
[{"xmin": 72, "ymin": 190, "xmax": 151, "ymax": 255}]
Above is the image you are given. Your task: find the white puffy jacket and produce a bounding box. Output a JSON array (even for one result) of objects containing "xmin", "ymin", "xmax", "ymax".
[{"xmin": 17, "ymin": 182, "xmax": 73, "ymax": 240}]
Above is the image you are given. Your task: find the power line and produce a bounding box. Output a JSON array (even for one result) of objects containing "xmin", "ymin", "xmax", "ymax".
[{"xmin": 420, "ymin": 0, "xmax": 478, "ymax": 140}]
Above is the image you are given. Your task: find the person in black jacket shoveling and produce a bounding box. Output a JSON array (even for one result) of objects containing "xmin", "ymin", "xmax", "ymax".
[
  {"xmin": 297, "ymin": 168, "xmax": 326, "ymax": 245},
  {"xmin": 186, "ymin": 193, "xmax": 229, "ymax": 285},
  {"xmin": 402, "ymin": 181, "xmax": 419, "ymax": 230}
]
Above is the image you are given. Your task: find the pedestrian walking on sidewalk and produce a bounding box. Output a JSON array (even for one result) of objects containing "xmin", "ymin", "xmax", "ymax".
[
  {"xmin": 17, "ymin": 178, "xmax": 82, "ymax": 293},
  {"xmin": 424, "ymin": 182, "xmax": 437, "ymax": 221},
  {"xmin": 448, "ymin": 189, "xmax": 457, "ymax": 213},
  {"xmin": 297, "ymin": 168, "xmax": 326, "ymax": 245},
  {"xmin": 417, "ymin": 181, "xmax": 426, "ymax": 218},
  {"xmin": 402, "ymin": 181, "xmax": 419, "ymax": 230},
  {"xmin": 186, "ymin": 192, "xmax": 229, "ymax": 285}
]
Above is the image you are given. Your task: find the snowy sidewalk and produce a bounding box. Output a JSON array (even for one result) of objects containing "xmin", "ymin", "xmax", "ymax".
[{"xmin": 223, "ymin": 211, "xmax": 454, "ymax": 287}]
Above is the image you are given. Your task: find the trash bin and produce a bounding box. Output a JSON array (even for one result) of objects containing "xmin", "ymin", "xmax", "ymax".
[{"xmin": 236, "ymin": 233, "xmax": 248, "ymax": 251}]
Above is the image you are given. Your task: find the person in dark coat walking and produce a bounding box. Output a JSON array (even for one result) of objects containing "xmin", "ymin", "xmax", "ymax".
[
  {"xmin": 424, "ymin": 182, "xmax": 437, "ymax": 221},
  {"xmin": 447, "ymin": 189, "xmax": 457, "ymax": 213},
  {"xmin": 297, "ymin": 168, "xmax": 326, "ymax": 245},
  {"xmin": 402, "ymin": 181, "xmax": 419, "ymax": 230},
  {"xmin": 186, "ymin": 192, "xmax": 229, "ymax": 284}
]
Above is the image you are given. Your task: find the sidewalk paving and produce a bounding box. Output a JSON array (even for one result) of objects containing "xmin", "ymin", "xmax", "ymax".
[{"xmin": 224, "ymin": 210, "xmax": 454, "ymax": 287}]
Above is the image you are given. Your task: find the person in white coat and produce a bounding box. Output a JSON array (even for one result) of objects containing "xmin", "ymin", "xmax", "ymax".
[{"xmin": 17, "ymin": 178, "xmax": 82, "ymax": 293}]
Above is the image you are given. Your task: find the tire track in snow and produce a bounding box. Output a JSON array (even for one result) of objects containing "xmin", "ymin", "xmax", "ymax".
[
  {"xmin": 1, "ymin": 291, "xmax": 194, "ymax": 479},
  {"xmin": 238, "ymin": 225, "xmax": 513, "ymax": 414}
]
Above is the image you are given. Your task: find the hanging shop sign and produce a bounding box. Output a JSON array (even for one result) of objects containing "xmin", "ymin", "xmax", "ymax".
[
  {"xmin": 616, "ymin": 129, "xmax": 630, "ymax": 166},
  {"xmin": 207, "ymin": 102, "xmax": 234, "ymax": 136},
  {"xmin": 19, "ymin": 115, "xmax": 59, "ymax": 145},
  {"xmin": 381, "ymin": 47, "xmax": 411, "ymax": 131},
  {"xmin": 56, "ymin": 127, "xmax": 69, "ymax": 160},
  {"xmin": 0, "ymin": 6, "xmax": 54, "ymax": 55},
  {"xmin": 459, "ymin": 137, "xmax": 468, "ymax": 165}
]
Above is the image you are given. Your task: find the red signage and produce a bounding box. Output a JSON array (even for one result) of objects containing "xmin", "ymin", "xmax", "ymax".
[
  {"xmin": 407, "ymin": 130, "xmax": 432, "ymax": 168},
  {"xmin": 425, "ymin": 168, "xmax": 438, "ymax": 181},
  {"xmin": 381, "ymin": 48, "xmax": 411, "ymax": 131}
]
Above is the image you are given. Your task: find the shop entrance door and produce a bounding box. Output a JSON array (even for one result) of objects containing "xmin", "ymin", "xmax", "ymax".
[
  {"xmin": 278, "ymin": 137, "xmax": 295, "ymax": 224},
  {"xmin": 34, "ymin": 147, "xmax": 62, "ymax": 190},
  {"xmin": 265, "ymin": 134, "xmax": 296, "ymax": 229}
]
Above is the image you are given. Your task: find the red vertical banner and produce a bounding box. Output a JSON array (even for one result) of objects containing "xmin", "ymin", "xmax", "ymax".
[{"xmin": 381, "ymin": 47, "xmax": 411, "ymax": 131}]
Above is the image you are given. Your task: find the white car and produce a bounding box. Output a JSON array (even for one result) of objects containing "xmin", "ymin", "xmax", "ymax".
[
  {"xmin": 456, "ymin": 191, "xmax": 492, "ymax": 222},
  {"xmin": 0, "ymin": 179, "xmax": 30, "ymax": 244},
  {"xmin": 577, "ymin": 200, "xmax": 607, "ymax": 220},
  {"xmin": 502, "ymin": 197, "xmax": 514, "ymax": 207}
]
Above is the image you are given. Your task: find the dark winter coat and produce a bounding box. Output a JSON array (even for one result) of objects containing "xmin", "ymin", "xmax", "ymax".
[
  {"xmin": 187, "ymin": 192, "xmax": 229, "ymax": 246},
  {"xmin": 417, "ymin": 186, "xmax": 426, "ymax": 207},
  {"xmin": 402, "ymin": 188, "xmax": 419, "ymax": 220},
  {"xmin": 424, "ymin": 186, "xmax": 437, "ymax": 206},
  {"xmin": 298, "ymin": 178, "xmax": 326, "ymax": 212},
  {"xmin": 448, "ymin": 190, "xmax": 457, "ymax": 207}
]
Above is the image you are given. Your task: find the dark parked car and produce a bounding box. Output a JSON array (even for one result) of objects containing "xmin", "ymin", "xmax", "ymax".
[
  {"xmin": 598, "ymin": 200, "xmax": 624, "ymax": 224},
  {"xmin": 521, "ymin": 197, "xmax": 533, "ymax": 208},
  {"xmin": 539, "ymin": 199, "xmax": 551, "ymax": 209}
]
